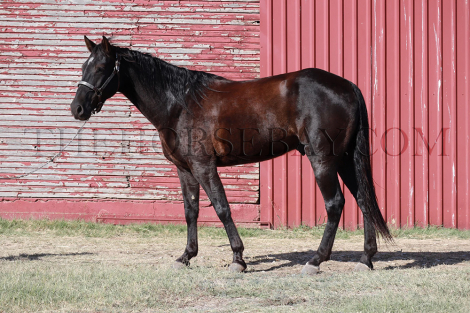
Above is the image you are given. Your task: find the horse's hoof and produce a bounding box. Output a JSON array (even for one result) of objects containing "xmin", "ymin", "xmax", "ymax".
[
  {"xmin": 228, "ymin": 262, "xmax": 246, "ymax": 273},
  {"xmin": 354, "ymin": 262, "xmax": 371, "ymax": 271},
  {"xmin": 301, "ymin": 263, "xmax": 320, "ymax": 275},
  {"xmin": 172, "ymin": 261, "xmax": 186, "ymax": 270}
]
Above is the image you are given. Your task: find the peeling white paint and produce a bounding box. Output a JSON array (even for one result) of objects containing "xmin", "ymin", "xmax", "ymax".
[{"xmin": 0, "ymin": 0, "xmax": 261, "ymax": 204}]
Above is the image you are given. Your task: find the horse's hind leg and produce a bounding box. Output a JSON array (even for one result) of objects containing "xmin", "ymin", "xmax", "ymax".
[
  {"xmin": 174, "ymin": 168, "xmax": 200, "ymax": 269},
  {"xmin": 338, "ymin": 157, "xmax": 377, "ymax": 270},
  {"xmin": 302, "ymin": 156, "xmax": 345, "ymax": 275},
  {"xmin": 189, "ymin": 160, "xmax": 246, "ymax": 272}
]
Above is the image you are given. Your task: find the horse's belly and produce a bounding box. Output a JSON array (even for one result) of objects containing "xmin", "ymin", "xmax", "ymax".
[{"xmin": 214, "ymin": 133, "xmax": 300, "ymax": 167}]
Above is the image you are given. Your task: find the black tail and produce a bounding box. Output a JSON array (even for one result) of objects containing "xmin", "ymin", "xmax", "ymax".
[{"xmin": 351, "ymin": 83, "xmax": 393, "ymax": 242}]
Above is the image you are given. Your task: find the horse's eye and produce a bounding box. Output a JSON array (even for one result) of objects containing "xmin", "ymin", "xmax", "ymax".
[{"xmin": 96, "ymin": 66, "xmax": 105, "ymax": 72}]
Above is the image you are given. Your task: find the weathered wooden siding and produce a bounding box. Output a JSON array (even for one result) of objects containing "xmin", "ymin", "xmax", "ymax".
[
  {"xmin": 260, "ymin": 0, "xmax": 470, "ymax": 230},
  {"xmin": 0, "ymin": 0, "xmax": 261, "ymax": 222}
]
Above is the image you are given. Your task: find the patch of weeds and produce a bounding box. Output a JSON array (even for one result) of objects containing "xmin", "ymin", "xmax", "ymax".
[
  {"xmin": 390, "ymin": 225, "xmax": 470, "ymax": 240},
  {"xmin": 1, "ymin": 218, "xmax": 470, "ymax": 240},
  {"xmin": 127, "ymin": 223, "xmax": 187, "ymax": 237},
  {"xmin": 260, "ymin": 296, "xmax": 307, "ymax": 307}
]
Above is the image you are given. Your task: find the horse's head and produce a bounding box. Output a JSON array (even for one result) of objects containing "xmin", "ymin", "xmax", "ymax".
[{"xmin": 70, "ymin": 36, "xmax": 120, "ymax": 120}]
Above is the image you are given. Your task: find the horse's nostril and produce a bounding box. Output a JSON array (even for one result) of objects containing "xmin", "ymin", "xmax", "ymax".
[{"xmin": 77, "ymin": 105, "xmax": 83, "ymax": 115}]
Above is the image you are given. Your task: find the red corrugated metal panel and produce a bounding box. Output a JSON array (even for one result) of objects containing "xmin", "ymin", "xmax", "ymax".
[
  {"xmin": 0, "ymin": 1, "xmax": 260, "ymax": 220},
  {"xmin": 456, "ymin": 0, "xmax": 470, "ymax": 228},
  {"xmin": 260, "ymin": 0, "xmax": 470, "ymax": 229}
]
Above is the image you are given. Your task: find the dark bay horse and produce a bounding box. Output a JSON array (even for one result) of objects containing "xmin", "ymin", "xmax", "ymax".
[{"xmin": 71, "ymin": 36, "xmax": 392, "ymax": 274}]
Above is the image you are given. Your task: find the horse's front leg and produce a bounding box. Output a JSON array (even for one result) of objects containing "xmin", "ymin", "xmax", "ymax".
[
  {"xmin": 190, "ymin": 160, "xmax": 246, "ymax": 272},
  {"xmin": 173, "ymin": 168, "xmax": 200, "ymax": 269}
]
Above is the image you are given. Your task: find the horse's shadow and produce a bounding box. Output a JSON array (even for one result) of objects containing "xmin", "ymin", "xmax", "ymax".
[
  {"xmin": 246, "ymin": 250, "xmax": 470, "ymax": 272},
  {"xmin": 0, "ymin": 252, "xmax": 94, "ymax": 261}
]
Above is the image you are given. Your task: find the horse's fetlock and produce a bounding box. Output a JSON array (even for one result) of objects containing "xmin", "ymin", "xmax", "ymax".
[
  {"xmin": 186, "ymin": 244, "xmax": 198, "ymax": 258},
  {"xmin": 187, "ymin": 248, "xmax": 198, "ymax": 258}
]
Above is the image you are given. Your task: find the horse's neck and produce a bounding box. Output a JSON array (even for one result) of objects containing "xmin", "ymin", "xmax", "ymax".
[{"xmin": 118, "ymin": 60, "xmax": 179, "ymax": 129}]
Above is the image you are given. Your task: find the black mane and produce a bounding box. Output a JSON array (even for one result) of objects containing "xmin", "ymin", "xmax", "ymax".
[{"xmin": 116, "ymin": 47, "xmax": 226, "ymax": 111}]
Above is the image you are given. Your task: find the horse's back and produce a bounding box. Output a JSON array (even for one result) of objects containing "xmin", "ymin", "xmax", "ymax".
[{"xmin": 210, "ymin": 67, "xmax": 359, "ymax": 137}]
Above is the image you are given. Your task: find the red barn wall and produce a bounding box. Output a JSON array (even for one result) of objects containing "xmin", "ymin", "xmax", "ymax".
[
  {"xmin": 2, "ymin": 0, "xmax": 469, "ymax": 230},
  {"xmin": 0, "ymin": 0, "xmax": 261, "ymax": 224},
  {"xmin": 260, "ymin": 0, "xmax": 470, "ymax": 229}
]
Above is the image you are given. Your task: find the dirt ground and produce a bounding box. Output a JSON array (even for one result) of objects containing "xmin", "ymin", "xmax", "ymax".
[{"xmin": 1, "ymin": 235, "xmax": 469, "ymax": 274}]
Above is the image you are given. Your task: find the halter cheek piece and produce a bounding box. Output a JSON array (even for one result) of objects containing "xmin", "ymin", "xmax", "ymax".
[{"xmin": 77, "ymin": 54, "xmax": 121, "ymax": 114}]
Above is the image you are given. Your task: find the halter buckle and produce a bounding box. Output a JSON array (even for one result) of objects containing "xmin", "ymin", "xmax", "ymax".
[{"xmin": 95, "ymin": 102, "xmax": 104, "ymax": 114}]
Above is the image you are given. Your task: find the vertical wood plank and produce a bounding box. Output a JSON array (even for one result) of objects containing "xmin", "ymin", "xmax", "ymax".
[
  {"xmin": 442, "ymin": 0, "xmax": 457, "ymax": 228},
  {"xmin": 428, "ymin": 0, "xmax": 443, "ymax": 226},
  {"xmin": 400, "ymin": 0, "xmax": 414, "ymax": 227},
  {"xmin": 373, "ymin": 0, "xmax": 389, "ymax": 225},
  {"xmin": 413, "ymin": 0, "xmax": 430, "ymax": 227},
  {"xmin": 456, "ymin": 0, "xmax": 470, "ymax": 229}
]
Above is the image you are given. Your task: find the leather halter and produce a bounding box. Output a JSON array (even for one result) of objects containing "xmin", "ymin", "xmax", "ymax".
[{"xmin": 77, "ymin": 54, "xmax": 121, "ymax": 114}]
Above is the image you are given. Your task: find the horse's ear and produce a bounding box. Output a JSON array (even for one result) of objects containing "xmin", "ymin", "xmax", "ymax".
[
  {"xmin": 101, "ymin": 36, "xmax": 114, "ymax": 56},
  {"xmin": 84, "ymin": 36, "xmax": 96, "ymax": 53}
]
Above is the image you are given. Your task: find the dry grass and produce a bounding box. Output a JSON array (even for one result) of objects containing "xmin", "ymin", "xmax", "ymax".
[{"xmin": 0, "ymin": 220, "xmax": 469, "ymax": 312}]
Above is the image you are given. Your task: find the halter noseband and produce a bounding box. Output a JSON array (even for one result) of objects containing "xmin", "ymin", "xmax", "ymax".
[{"xmin": 77, "ymin": 54, "xmax": 121, "ymax": 114}]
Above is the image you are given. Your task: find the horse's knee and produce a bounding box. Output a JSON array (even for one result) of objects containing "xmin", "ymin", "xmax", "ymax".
[
  {"xmin": 325, "ymin": 193, "xmax": 345, "ymax": 221},
  {"xmin": 215, "ymin": 207, "xmax": 232, "ymax": 223},
  {"xmin": 184, "ymin": 208, "xmax": 199, "ymax": 223}
]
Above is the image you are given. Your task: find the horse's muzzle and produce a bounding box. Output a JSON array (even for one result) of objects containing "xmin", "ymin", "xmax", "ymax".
[{"xmin": 71, "ymin": 100, "xmax": 91, "ymax": 121}]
